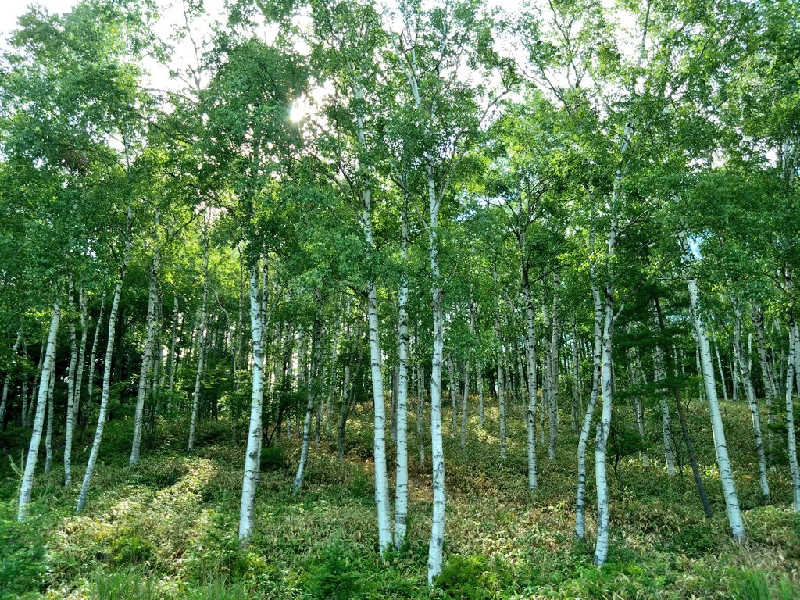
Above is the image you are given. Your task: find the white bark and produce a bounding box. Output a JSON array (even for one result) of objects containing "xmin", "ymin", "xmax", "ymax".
[
  {"xmin": 44, "ymin": 357, "xmax": 55, "ymax": 474},
  {"xmin": 732, "ymin": 298, "xmax": 769, "ymax": 501},
  {"xmin": 652, "ymin": 339, "xmax": 676, "ymax": 476},
  {"xmin": 294, "ymin": 302, "xmax": 322, "ymax": 495},
  {"xmin": 593, "ymin": 267, "xmax": 616, "ymax": 565},
  {"xmin": 715, "ymin": 345, "xmax": 729, "ymax": 403},
  {"xmin": 576, "ymin": 278, "xmax": 603, "ymax": 539},
  {"xmin": 18, "ymin": 303, "xmax": 59, "ymax": 521},
  {"xmin": 239, "ymin": 265, "xmax": 264, "ymax": 542},
  {"xmin": 188, "ymin": 221, "xmax": 209, "ymax": 452},
  {"xmin": 131, "ymin": 242, "xmax": 159, "ymax": 465},
  {"xmin": 77, "ymin": 250, "xmax": 127, "ymax": 514},
  {"xmin": 786, "ymin": 323, "xmax": 800, "ymax": 511},
  {"xmin": 687, "ymin": 278, "xmax": 745, "ymax": 539},
  {"xmin": 394, "ymin": 196, "xmax": 410, "ymax": 548},
  {"xmin": 86, "ymin": 297, "xmax": 104, "ymax": 412},
  {"xmin": 523, "ymin": 272, "xmax": 538, "ymax": 490},
  {"xmin": 477, "ymin": 360, "xmax": 485, "ymax": 427},
  {"xmin": 64, "ymin": 287, "xmax": 78, "ymax": 485},
  {"xmin": 548, "ymin": 282, "xmax": 560, "ymax": 460},
  {"xmin": 0, "ymin": 328, "xmax": 22, "ymax": 427},
  {"xmin": 168, "ymin": 296, "xmax": 179, "ymax": 393}
]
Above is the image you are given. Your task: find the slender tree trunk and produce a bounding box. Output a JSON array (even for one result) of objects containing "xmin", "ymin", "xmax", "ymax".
[
  {"xmin": 753, "ymin": 306, "xmax": 777, "ymax": 458},
  {"xmin": 652, "ymin": 339, "xmax": 676, "ymax": 476},
  {"xmin": 64, "ymin": 286, "xmax": 78, "ymax": 485},
  {"xmin": 17, "ymin": 303, "xmax": 59, "ymax": 521},
  {"xmin": 732, "ymin": 298, "xmax": 769, "ymax": 501},
  {"xmin": 576, "ymin": 279, "xmax": 602, "ymax": 539},
  {"xmin": 655, "ymin": 299, "xmax": 713, "ymax": 517},
  {"xmin": 549, "ymin": 279, "xmax": 560, "ymax": 460},
  {"xmin": 0, "ymin": 328, "xmax": 22, "ymax": 428},
  {"xmin": 338, "ymin": 363, "xmax": 353, "ymax": 462},
  {"xmin": 354, "ymin": 185, "xmax": 392, "ymax": 554},
  {"xmin": 687, "ymin": 277, "xmax": 745, "ymax": 540},
  {"xmin": 131, "ymin": 242, "xmax": 159, "ymax": 465},
  {"xmin": 86, "ymin": 297, "xmax": 105, "ymax": 423},
  {"xmin": 168, "ymin": 296, "xmax": 179, "ymax": 394},
  {"xmin": 72, "ymin": 290, "xmax": 88, "ymax": 435},
  {"xmin": 416, "ymin": 363, "xmax": 425, "ymax": 466},
  {"xmin": 426, "ymin": 181, "xmax": 446, "ymax": 584},
  {"xmin": 447, "ymin": 357, "xmax": 457, "ymax": 435},
  {"xmin": 786, "ymin": 322, "xmax": 800, "ymax": 511},
  {"xmin": 394, "ymin": 194, "xmax": 410, "ymax": 548},
  {"xmin": 477, "ymin": 360, "xmax": 485, "ymax": 427},
  {"xmin": 715, "ymin": 345, "xmax": 729, "ymax": 403},
  {"xmin": 188, "ymin": 221, "xmax": 209, "ymax": 452},
  {"xmin": 44, "ymin": 363, "xmax": 55, "ymax": 474},
  {"xmin": 593, "ymin": 241, "xmax": 617, "ymax": 566},
  {"xmin": 570, "ymin": 320, "xmax": 581, "ymax": 434},
  {"xmin": 496, "ymin": 338, "xmax": 507, "ymax": 461},
  {"xmin": 522, "ymin": 265, "xmax": 538, "ymax": 490},
  {"xmin": 238, "ymin": 265, "xmax": 264, "ymax": 542},
  {"xmin": 294, "ymin": 302, "xmax": 322, "ymax": 495},
  {"xmin": 77, "ymin": 228, "xmax": 129, "ymax": 514}
]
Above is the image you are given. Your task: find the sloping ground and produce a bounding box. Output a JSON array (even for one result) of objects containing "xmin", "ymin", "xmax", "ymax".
[{"xmin": 1, "ymin": 400, "xmax": 799, "ymax": 599}]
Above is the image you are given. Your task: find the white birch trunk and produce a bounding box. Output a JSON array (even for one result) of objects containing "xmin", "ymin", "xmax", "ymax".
[
  {"xmin": 44, "ymin": 356, "xmax": 55, "ymax": 474},
  {"xmin": 188, "ymin": 223, "xmax": 209, "ymax": 452},
  {"xmin": 549, "ymin": 283, "xmax": 560, "ymax": 459},
  {"xmin": 293, "ymin": 320, "xmax": 318, "ymax": 495},
  {"xmin": 576, "ymin": 279, "xmax": 602, "ymax": 539},
  {"xmin": 238, "ymin": 265, "xmax": 264, "ymax": 542},
  {"xmin": 715, "ymin": 345, "xmax": 729, "ymax": 403},
  {"xmin": 593, "ymin": 266, "xmax": 616, "ymax": 565},
  {"xmin": 72, "ymin": 290, "xmax": 88, "ymax": 435},
  {"xmin": 77, "ymin": 242, "xmax": 128, "ymax": 514},
  {"xmin": 131, "ymin": 243, "xmax": 159, "ymax": 465},
  {"xmin": 477, "ymin": 360, "xmax": 485, "ymax": 427},
  {"xmin": 523, "ymin": 269, "xmax": 538, "ymax": 490},
  {"xmin": 652, "ymin": 339, "xmax": 676, "ymax": 476},
  {"xmin": 168, "ymin": 296, "xmax": 179, "ymax": 393},
  {"xmin": 394, "ymin": 196, "xmax": 410, "ymax": 548},
  {"xmin": 64, "ymin": 287, "xmax": 78, "ymax": 485},
  {"xmin": 86, "ymin": 298, "xmax": 104, "ymax": 412},
  {"xmin": 687, "ymin": 278, "xmax": 745, "ymax": 539},
  {"xmin": 786, "ymin": 323, "xmax": 800, "ymax": 511},
  {"xmin": 18, "ymin": 303, "xmax": 59, "ymax": 520},
  {"xmin": 0, "ymin": 328, "xmax": 22, "ymax": 427},
  {"xmin": 732, "ymin": 298, "xmax": 769, "ymax": 501}
]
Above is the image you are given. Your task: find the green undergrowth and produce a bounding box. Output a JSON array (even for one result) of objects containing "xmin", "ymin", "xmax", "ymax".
[{"xmin": 0, "ymin": 401, "xmax": 799, "ymax": 599}]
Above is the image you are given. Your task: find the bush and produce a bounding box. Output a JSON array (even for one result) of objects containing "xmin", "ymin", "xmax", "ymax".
[
  {"xmin": 435, "ymin": 554, "xmax": 512, "ymax": 600},
  {"xmin": 108, "ymin": 530, "xmax": 155, "ymax": 567},
  {"xmin": 730, "ymin": 568, "xmax": 796, "ymax": 600},
  {"xmin": 260, "ymin": 445, "xmax": 287, "ymax": 471},
  {"xmin": 0, "ymin": 515, "xmax": 46, "ymax": 599},
  {"xmin": 304, "ymin": 541, "xmax": 362, "ymax": 600},
  {"xmin": 668, "ymin": 523, "xmax": 718, "ymax": 557},
  {"xmin": 90, "ymin": 569, "xmax": 159, "ymax": 600}
]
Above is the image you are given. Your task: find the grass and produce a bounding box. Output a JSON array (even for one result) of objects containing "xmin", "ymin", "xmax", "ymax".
[{"xmin": 0, "ymin": 397, "xmax": 799, "ymax": 599}]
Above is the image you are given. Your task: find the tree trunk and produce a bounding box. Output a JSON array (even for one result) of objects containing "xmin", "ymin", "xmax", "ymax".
[
  {"xmin": 294, "ymin": 302, "xmax": 323, "ymax": 495},
  {"xmin": 715, "ymin": 345, "xmax": 729, "ymax": 403},
  {"xmin": 86, "ymin": 297, "xmax": 105, "ymax": 425},
  {"xmin": 77, "ymin": 225, "xmax": 129, "ymax": 515},
  {"xmin": 687, "ymin": 277, "xmax": 745, "ymax": 539},
  {"xmin": 188, "ymin": 220, "xmax": 209, "ymax": 452},
  {"xmin": 17, "ymin": 303, "xmax": 59, "ymax": 521},
  {"xmin": 576, "ymin": 277, "xmax": 602, "ymax": 539},
  {"xmin": 548, "ymin": 279, "xmax": 560, "ymax": 460},
  {"xmin": 238, "ymin": 265, "xmax": 264, "ymax": 542},
  {"xmin": 64, "ymin": 287, "xmax": 78, "ymax": 485},
  {"xmin": 44, "ymin": 359, "xmax": 55, "ymax": 474},
  {"xmin": 394, "ymin": 194, "xmax": 410, "ymax": 548},
  {"xmin": 522, "ymin": 265, "xmax": 538, "ymax": 490},
  {"xmin": 477, "ymin": 360, "xmax": 485, "ymax": 427},
  {"xmin": 753, "ymin": 305, "xmax": 777, "ymax": 458},
  {"xmin": 732, "ymin": 298, "xmax": 769, "ymax": 501},
  {"xmin": 786, "ymin": 322, "xmax": 800, "ymax": 511},
  {"xmin": 131, "ymin": 242, "xmax": 159, "ymax": 465},
  {"xmin": 0, "ymin": 328, "xmax": 22, "ymax": 429},
  {"xmin": 652, "ymin": 338, "xmax": 676, "ymax": 476},
  {"xmin": 593, "ymin": 251, "xmax": 616, "ymax": 565}
]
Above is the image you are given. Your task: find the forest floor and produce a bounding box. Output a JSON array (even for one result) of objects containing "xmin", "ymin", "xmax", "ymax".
[{"xmin": 1, "ymin": 398, "xmax": 799, "ymax": 599}]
